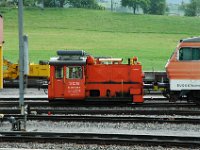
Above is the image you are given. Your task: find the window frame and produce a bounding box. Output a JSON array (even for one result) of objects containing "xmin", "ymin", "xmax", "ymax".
[
  {"xmin": 178, "ymin": 47, "xmax": 200, "ymax": 61},
  {"xmin": 66, "ymin": 66, "xmax": 83, "ymax": 79},
  {"xmin": 55, "ymin": 66, "xmax": 64, "ymax": 79}
]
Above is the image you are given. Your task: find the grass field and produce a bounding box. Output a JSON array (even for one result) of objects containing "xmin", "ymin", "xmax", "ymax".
[{"xmin": 1, "ymin": 8, "xmax": 200, "ymax": 70}]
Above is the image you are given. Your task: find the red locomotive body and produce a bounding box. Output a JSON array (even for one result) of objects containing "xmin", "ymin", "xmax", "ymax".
[{"xmin": 48, "ymin": 50, "xmax": 143, "ymax": 103}]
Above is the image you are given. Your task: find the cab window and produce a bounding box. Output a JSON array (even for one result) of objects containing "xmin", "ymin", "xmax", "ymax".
[
  {"xmin": 179, "ymin": 47, "xmax": 200, "ymax": 61},
  {"xmin": 66, "ymin": 66, "xmax": 82, "ymax": 79},
  {"xmin": 55, "ymin": 66, "xmax": 63, "ymax": 79}
]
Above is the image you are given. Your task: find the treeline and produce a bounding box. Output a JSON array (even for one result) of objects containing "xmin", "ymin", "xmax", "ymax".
[
  {"xmin": 121, "ymin": 0, "xmax": 200, "ymax": 16},
  {"xmin": 181, "ymin": 0, "xmax": 200, "ymax": 16},
  {"xmin": 121, "ymin": 0, "xmax": 166, "ymax": 15},
  {"xmin": 0, "ymin": 0, "xmax": 104, "ymax": 9},
  {"xmin": 0, "ymin": 0, "xmax": 199, "ymax": 17}
]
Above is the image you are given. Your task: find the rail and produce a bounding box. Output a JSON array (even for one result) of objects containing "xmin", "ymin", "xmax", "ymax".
[
  {"xmin": 2, "ymin": 114, "xmax": 200, "ymax": 124},
  {"xmin": 0, "ymin": 132, "xmax": 199, "ymax": 147}
]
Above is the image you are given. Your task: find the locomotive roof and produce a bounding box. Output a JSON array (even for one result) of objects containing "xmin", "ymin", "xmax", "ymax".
[
  {"xmin": 49, "ymin": 50, "xmax": 87, "ymax": 65},
  {"xmin": 57, "ymin": 50, "xmax": 86, "ymax": 56},
  {"xmin": 49, "ymin": 57, "xmax": 87, "ymax": 65},
  {"xmin": 181, "ymin": 37, "xmax": 200, "ymax": 43}
]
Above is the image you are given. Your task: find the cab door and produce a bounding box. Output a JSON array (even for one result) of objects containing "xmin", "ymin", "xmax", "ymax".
[
  {"xmin": 54, "ymin": 66, "xmax": 64, "ymax": 98},
  {"xmin": 64, "ymin": 66, "xmax": 85, "ymax": 99}
]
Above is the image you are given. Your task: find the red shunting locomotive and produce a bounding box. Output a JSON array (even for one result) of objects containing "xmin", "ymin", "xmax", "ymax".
[{"xmin": 48, "ymin": 50, "xmax": 144, "ymax": 103}]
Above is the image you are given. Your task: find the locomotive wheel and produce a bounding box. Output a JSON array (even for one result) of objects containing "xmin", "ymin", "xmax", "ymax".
[
  {"xmin": 169, "ymin": 92, "xmax": 180, "ymax": 102},
  {"xmin": 162, "ymin": 89, "xmax": 170, "ymax": 99}
]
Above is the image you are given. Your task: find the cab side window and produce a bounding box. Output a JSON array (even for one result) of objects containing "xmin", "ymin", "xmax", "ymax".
[
  {"xmin": 55, "ymin": 66, "xmax": 63, "ymax": 79},
  {"xmin": 66, "ymin": 66, "xmax": 82, "ymax": 79}
]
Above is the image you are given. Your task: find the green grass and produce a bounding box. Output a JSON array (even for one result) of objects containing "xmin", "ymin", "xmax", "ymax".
[{"xmin": 1, "ymin": 8, "xmax": 200, "ymax": 70}]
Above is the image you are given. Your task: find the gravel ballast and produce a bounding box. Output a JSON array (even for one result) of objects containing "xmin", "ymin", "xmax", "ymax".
[
  {"xmin": 1, "ymin": 120, "xmax": 200, "ymax": 149},
  {"xmin": 0, "ymin": 142, "xmax": 198, "ymax": 150},
  {"xmin": 0, "ymin": 88, "xmax": 199, "ymax": 149},
  {"xmin": 1, "ymin": 120, "xmax": 200, "ymax": 137}
]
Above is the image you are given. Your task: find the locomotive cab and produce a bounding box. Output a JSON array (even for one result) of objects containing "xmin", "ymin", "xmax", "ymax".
[
  {"xmin": 165, "ymin": 37, "xmax": 200, "ymax": 102},
  {"xmin": 48, "ymin": 50, "xmax": 86, "ymax": 100}
]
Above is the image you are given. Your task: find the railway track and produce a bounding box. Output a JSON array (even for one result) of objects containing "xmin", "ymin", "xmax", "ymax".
[
  {"xmin": 0, "ymin": 131, "xmax": 199, "ymax": 147},
  {"xmin": 0, "ymin": 99, "xmax": 199, "ymax": 115},
  {"xmin": 2, "ymin": 114, "xmax": 200, "ymax": 124},
  {"xmin": 1, "ymin": 108, "xmax": 200, "ymax": 116},
  {"xmin": 0, "ymin": 100, "xmax": 197, "ymax": 107},
  {"xmin": 0, "ymin": 97, "xmax": 48, "ymax": 101},
  {"xmin": 0, "ymin": 97, "xmax": 167, "ymax": 101},
  {"xmin": 0, "ymin": 96, "xmax": 199, "ymax": 116}
]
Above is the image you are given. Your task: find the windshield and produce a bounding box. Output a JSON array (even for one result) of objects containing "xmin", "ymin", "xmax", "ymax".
[{"xmin": 179, "ymin": 47, "xmax": 200, "ymax": 61}]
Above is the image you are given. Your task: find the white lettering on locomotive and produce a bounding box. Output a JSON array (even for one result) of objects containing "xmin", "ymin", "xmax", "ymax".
[
  {"xmin": 170, "ymin": 80, "xmax": 200, "ymax": 90},
  {"xmin": 68, "ymin": 82, "xmax": 80, "ymax": 86},
  {"xmin": 67, "ymin": 82, "xmax": 81, "ymax": 95}
]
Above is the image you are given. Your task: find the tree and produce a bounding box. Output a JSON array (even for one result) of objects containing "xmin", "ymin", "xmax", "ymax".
[
  {"xmin": 24, "ymin": 0, "xmax": 36, "ymax": 6},
  {"xmin": 121, "ymin": 0, "xmax": 149, "ymax": 14},
  {"xmin": 148, "ymin": 0, "xmax": 166, "ymax": 15},
  {"xmin": 184, "ymin": 0, "xmax": 200, "ymax": 16},
  {"xmin": 59, "ymin": 0, "xmax": 66, "ymax": 7},
  {"xmin": 66, "ymin": 0, "xmax": 101, "ymax": 9},
  {"xmin": 0, "ymin": 0, "xmax": 36, "ymax": 7},
  {"xmin": 41, "ymin": 0, "xmax": 66, "ymax": 8},
  {"xmin": 140, "ymin": 0, "xmax": 150, "ymax": 14}
]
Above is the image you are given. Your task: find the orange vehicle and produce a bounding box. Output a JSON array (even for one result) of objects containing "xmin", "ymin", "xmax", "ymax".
[
  {"xmin": 48, "ymin": 50, "xmax": 144, "ymax": 103},
  {"xmin": 165, "ymin": 37, "xmax": 200, "ymax": 102}
]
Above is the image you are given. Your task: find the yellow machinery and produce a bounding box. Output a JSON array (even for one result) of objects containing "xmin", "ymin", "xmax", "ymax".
[
  {"xmin": 28, "ymin": 62, "xmax": 50, "ymax": 79},
  {"xmin": 3, "ymin": 58, "xmax": 50, "ymax": 80},
  {"xmin": 0, "ymin": 16, "xmax": 3, "ymax": 89},
  {"xmin": 0, "ymin": 15, "xmax": 49, "ymax": 83},
  {"xmin": 3, "ymin": 59, "xmax": 18, "ymax": 79},
  {"xmin": 0, "ymin": 14, "xmax": 50, "ymax": 86}
]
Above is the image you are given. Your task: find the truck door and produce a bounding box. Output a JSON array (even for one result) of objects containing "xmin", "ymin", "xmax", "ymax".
[
  {"xmin": 54, "ymin": 66, "xmax": 64, "ymax": 98},
  {"xmin": 64, "ymin": 66, "xmax": 85, "ymax": 99}
]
